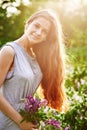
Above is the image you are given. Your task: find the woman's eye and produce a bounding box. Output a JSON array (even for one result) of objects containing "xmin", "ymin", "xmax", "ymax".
[
  {"xmin": 42, "ymin": 30, "xmax": 48, "ymax": 35},
  {"xmin": 35, "ymin": 24, "xmax": 39, "ymax": 28}
]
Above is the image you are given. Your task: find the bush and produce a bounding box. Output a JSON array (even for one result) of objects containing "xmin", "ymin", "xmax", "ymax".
[{"xmin": 57, "ymin": 64, "xmax": 87, "ymax": 130}]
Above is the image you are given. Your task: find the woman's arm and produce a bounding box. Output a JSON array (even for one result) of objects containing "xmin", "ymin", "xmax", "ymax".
[
  {"xmin": 0, "ymin": 93, "xmax": 36, "ymax": 130},
  {"xmin": 0, "ymin": 93, "xmax": 22, "ymax": 125},
  {"xmin": 0, "ymin": 46, "xmax": 36, "ymax": 130},
  {"xmin": 0, "ymin": 45, "xmax": 22, "ymax": 124}
]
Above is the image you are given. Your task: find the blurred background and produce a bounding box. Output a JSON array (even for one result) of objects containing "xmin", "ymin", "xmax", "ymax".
[{"xmin": 0, "ymin": 0, "xmax": 87, "ymax": 129}]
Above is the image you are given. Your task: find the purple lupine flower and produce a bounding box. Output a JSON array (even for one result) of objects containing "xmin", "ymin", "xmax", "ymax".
[
  {"xmin": 65, "ymin": 125, "xmax": 70, "ymax": 130},
  {"xmin": 27, "ymin": 95, "xmax": 35, "ymax": 104},
  {"xmin": 20, "ymin": 94, "xmax": 49, "ymax": 127},
  {"xmin": 45, "ymin": 119, "xmax": 61, "ymax": 128},
  {"xmin": 25, "ymin": 103, "xmax": 32, "ymax": 112},
  {"xmin": 52, "ymin": 119, "xmax": 61, "ymax": 128},
  {"xmin": 25, "ymin": 95, "xmax": 41, "ymax": 113},
  {"xmin": 32, "ymin": 98, "xmax": 41, "ymax": 112}
]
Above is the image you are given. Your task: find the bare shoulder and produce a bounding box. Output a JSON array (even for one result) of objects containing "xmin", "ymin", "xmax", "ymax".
[
  {"xmin": 0, "ymin": 45, "xmax": 15, "ymax": 66},
  {"xmin": 0, "ymin": 45, "xmax": 15, "ymax": 85},
  {"xmin": 0, "ymin": 45, "xmax": 15, "ymax": 58}
]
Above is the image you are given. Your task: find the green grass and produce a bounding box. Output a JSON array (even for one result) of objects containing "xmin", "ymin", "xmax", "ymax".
[{"xmin": 66, "ymin": 46, "xmax": 87, "ymax": 66}]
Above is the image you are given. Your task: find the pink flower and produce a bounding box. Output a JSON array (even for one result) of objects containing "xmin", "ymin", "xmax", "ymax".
[
  {"xmin": 65, "ymin": 125, "xmax": 70, "ymax": 130},
  {"xmin": 45, "ymin": 119, "xmax": 61, "ymax": 128},
  {"xmin": 39, "ymin": 99, "xmax": 48, "ymax": 108}
]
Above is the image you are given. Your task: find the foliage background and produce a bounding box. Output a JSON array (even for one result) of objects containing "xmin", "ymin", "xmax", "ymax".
[{"xmin": 0, "ymin": 0, "xmax": 87, "ymax": 129}]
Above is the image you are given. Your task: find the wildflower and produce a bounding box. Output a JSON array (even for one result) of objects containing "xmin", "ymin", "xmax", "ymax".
[
  {"xmin": 80, "ymin": 78, "xmax": 85, "ymax": 85},
  {"xmin": 45, "ymin": 119, "xmax": 61, "ymax": 128},
  {"xmin": 65, "ymin": 125, "xmax": 70, "ymax": 130},
  {"xmin": 19, "ymin": 95, "xmax": 48, "ymax": 126},
  {"xmin": 39, "ymin": 99, "xmax": 48, "ymax": 108},
  {"xmin": 20, "ymin": 95, "xmax": 62, "ymax": 129},
  {"xmin": 74, "ymin": 79, "xmax": 80, "ymax": 89},
  {"xmin": 25, "ymin": 95, "xmax": 41, "ymax": 112}
]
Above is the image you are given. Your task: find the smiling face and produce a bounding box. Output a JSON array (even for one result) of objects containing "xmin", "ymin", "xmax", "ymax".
[{"xmin": 25, "ymin": 17, "xmax": 51, "ymax": 45}]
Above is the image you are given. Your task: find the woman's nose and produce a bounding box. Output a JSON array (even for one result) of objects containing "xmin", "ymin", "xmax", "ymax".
[{"xmin": 37, "ymin": 29, "xmax": 42, "ymax": 35}]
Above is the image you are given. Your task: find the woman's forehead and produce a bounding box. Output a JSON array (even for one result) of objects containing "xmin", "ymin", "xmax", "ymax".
[{"xmin": 32, "ymin": 17, "xmax": 51, "ymax": 30}]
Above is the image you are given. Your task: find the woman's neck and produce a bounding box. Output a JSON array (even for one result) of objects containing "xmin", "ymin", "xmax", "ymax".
[{"xmin": 14, "ymin": 35, "xmax": 36, "ymax": 58}]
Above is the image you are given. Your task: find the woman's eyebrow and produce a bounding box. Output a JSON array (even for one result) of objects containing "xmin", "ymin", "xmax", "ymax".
[{"xmin": 35, "ymin": 21, "xmax": 49, "ymax": 31}]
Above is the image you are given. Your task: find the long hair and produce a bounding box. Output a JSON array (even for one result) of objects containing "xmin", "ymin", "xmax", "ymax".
[{"xmin": 25, "ymin": 10, "xmax": 68, "ymax": 112}]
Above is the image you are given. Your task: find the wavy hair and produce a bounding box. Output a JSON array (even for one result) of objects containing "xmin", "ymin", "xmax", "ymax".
[{"xmin": 25, "ymin": 10, "xmax": 68, "ymax": 112}]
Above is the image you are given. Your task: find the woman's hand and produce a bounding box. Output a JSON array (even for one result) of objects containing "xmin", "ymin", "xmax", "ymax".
[{"xmin": 19, "ymin": 121, "xmax": 37, "ymax": 130}]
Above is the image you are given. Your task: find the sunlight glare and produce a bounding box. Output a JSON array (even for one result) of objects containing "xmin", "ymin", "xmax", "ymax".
[
  {"xmin": 66, "ymin": 0, "xmax": 81, "ymax": 11},
  {"xmin": 22, "ymin": 0, "xmax": 31, "ymax": 5},
  {"xmin": 65, "ymin": 0, "xmax": 87, "ymax": 12}
]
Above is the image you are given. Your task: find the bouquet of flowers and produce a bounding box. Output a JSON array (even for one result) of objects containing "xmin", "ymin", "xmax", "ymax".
[{"xmin": 19, "ymin": 95, "xmax": 62, "ymax": 130}]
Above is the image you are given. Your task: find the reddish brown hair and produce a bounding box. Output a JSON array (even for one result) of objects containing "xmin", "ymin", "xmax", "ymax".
[{"xmin": 25, "ymin": 10, "xmax": 68, "ymax": 112}]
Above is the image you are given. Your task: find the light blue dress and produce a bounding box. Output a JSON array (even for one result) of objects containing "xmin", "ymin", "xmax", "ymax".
[{"xmin": 0, "ymin": 42, "xmax": 42, "ymax": 130}]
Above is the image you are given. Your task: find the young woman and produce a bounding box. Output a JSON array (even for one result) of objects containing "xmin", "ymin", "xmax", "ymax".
[{"xmin": 0, "ymin": 9, "xmax": 67, "ymax": 130}]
